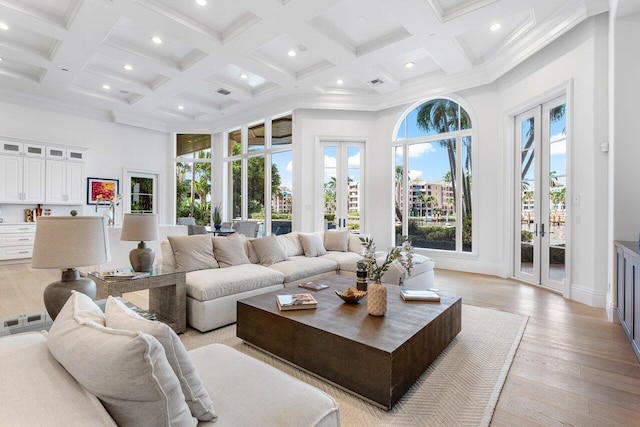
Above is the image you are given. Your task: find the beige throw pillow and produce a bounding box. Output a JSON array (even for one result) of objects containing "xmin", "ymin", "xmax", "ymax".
[
  {"xmin": 212, "ymin": 234, "xmax": 251, "ymax": 267},
  {"xmin": 168, "ymin": 235, "xmax": 218, "ymax": 271},
  {"xmin": 277, "ymin": 232, "xmax": 304, "ymax": 256},
  {"xmin": 299, "ymin": 232, "xmax": 327, "ymax": 257},
  {"xmin": 324, "ymin": 230, "xmax": 350, "ymax": 252},
  {"xmin": 249, "ymin": 234, "xmax": 289, "ymax": 266},
  {"xmin": 105, "ymin": 297, "xmax": 216, "ymax": 422},
  {"xmin": 47, "ymin": 292, "xmax": 196, "ymax": 427}
]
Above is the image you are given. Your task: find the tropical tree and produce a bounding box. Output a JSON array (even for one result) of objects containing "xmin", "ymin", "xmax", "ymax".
[
  {"xmin": 395, "ymin": 166, "xmax": 404, "ymax": 222},
  {"xmin": 416, "ymin": 99, "xmax": 472, "ymax": 216},
  {"xmin": 520, "ymin": 106, "xmax": 566, "ymax": 181}
]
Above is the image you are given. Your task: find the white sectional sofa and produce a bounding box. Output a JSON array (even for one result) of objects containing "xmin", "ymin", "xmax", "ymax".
[
  {"xmin": 0, "ymin": 292, "xmax": 339, "ymax": 427},
  {"xmin": 161, "ymin": 230, "xmax": 435, "ymax": 332}
]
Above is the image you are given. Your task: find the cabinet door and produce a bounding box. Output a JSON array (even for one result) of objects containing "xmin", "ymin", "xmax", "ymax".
[
  {"xmin": 617, "ymin": 246, "xmax": 625, "ymax": 322},
  {"xmin": 66, "ymin": 162, "xmax": 85, "ymax": 204},
  {"xmin": 634, "ymin": 258, "xmax": 640, "ymax": 355},
  {"xmin": 0, "ymin": 155, "xmax": 23, "ymax": 202},
  {"xmin": 45, "ymin": 159, "xmax": 66, "ymax": 203},
  {"xmin": 625, "ymin": 255, "xmax": 634, "ymax": 335},
  {"xmin": 22, "ymin": 157, "xmax": 45, "ymax": 203},
  {"xmin": 24, "ymin": 143, "xmax": 45, "ymax": 158},
  {"xmin": 0, "ymin": 141, "xmax": 23, "ymax": 155}
]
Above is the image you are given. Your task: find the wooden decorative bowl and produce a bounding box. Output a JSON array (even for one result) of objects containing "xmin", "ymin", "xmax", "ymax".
[{"xmin": 335, "ymin": 288, "xmax": 367, "ymax": 304}]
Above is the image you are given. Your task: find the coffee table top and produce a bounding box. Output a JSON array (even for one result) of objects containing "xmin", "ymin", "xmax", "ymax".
[{"xmin": 239, "ymin": 275, "xmax": 461, "ymax": 353}]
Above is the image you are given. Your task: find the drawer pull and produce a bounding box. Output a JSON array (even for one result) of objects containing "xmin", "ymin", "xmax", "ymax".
[
  {"xmin": 18, "ymin": 238, "xmax": 30, "ymax": 241},
  {"xmin": 18, "ymin": 228, "xmax": 30, "ymax": 231},
  {"xmin": 18, "ymin": 251, "xmax": 30, "ymax": 254}
]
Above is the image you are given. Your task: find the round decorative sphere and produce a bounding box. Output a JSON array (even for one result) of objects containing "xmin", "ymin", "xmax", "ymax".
[{"xmin": 70, "ymin": 210, "xmax": 78, "ymax": 216}]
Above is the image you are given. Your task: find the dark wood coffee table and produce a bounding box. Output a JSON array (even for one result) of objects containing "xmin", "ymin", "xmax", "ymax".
[{"xmin": 237, "ymin": 275, "xmax": 461, "ymax": 409}]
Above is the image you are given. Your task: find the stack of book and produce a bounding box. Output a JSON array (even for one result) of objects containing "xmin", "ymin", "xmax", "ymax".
[
  {"xmin": 399, "ymin": 288, "xmax": 441, "ymax": 302},
  {"xmin": 276, "ymin": 293, "xmax": 318, "ymax": 311},
  {"xmin": 98, "ymin": 271, "xmax": 151, "ymax": 281}
]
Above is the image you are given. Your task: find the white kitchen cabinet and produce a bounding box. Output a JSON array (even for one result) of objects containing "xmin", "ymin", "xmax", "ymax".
[
  {"xmin": 0, "ymin": 142, "xmax": 46, "ymax": 203},
  {"xmin": 45, "ymin": 159, "xmax": 85, "ymax": 204},
  {"xmin": 0, "ymin": 223, "xmax": 37, "ymax": 261}
]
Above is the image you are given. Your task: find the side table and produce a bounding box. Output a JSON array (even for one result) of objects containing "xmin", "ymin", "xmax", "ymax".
[{"xmin": 89, "ymin": 266, "xmax": 186, "ymax": 333}]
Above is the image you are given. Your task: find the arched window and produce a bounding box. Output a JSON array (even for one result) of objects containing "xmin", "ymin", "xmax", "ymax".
[{"xmin": 393, "ymin": 98, "xmax": 473, "ymax": 253}]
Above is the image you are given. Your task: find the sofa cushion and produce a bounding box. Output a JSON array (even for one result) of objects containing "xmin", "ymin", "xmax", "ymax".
[
  {"xmin": 47, "ymin": 292, "xmax": 196, "ymax": 427},
  {"xmin": 324, "ymin": 230, "xmax": 350, "ymax": 252},
  {"xmin": 168, "ymin": 235, "xmax": 218, "ymax": 271},
  {"xmin": 105, "ymin": 297, "xmax": 216, "ymax": 422},
  {"xmin": 321, "ymin": 251, "xmax": 364, "ymax": 273},
  {"xmin": 250, "ymin": 234, "xmax": 289, "ymax": 266},
  {"xmin": 348, "ymin": 233, "xmax": 369, "ymax": 254},
  {"xmin": 212, "ymin": 234, "xmax": 251, "ymax": 267},
  {"xmin": 189, "ymin": 344, "xmax": 339, "ymax": 427},
  {"xmin": 277, "ymin": 231, "xmax": 304, "ymax": 257},
  {"xmin": 0, "ymin": 332, "xmax": 116, "ymax": 427},
  {"xmin": 299, "ymin": 232, "xmax": 327, "ymax": 257},
  {"xmin": 267, "ymin": 255, "xmax": 338, "ymax": 283},
  {"xmin": 186, "ymin": 264, "xmax": 284, "ymax": 302}
]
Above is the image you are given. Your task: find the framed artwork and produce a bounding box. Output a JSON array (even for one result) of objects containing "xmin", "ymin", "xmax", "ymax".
[{"xmin": 87, "ymin": 177, "xmax": 119, "ymax": 204}]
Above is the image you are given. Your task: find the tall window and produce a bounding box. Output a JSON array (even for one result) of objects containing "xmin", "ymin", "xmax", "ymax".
[
  {"xmin": 394, "ymin": 99, "xmax": 473, "ymax": 252},
  {"xmin": 175, "ymin": 134, "xmax": 211, "ymax": 225},
  {"xmin": 225, "ymin": 113, "xmax": 293, "ymax": 236}
]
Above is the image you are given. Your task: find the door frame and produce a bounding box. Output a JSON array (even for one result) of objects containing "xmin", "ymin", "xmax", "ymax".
[
  {"xmin": 315, "ymin": 137, "xmax": 366, "ymax": 233},
  {"xmin": 507, "ymin": 86, "xmax": 572, "ymax": 298}
]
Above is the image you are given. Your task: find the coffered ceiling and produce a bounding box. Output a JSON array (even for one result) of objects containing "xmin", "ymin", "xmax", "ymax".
[{"xmin": 0, "ymin": 0, "xmax": 608, "ymax": 131}]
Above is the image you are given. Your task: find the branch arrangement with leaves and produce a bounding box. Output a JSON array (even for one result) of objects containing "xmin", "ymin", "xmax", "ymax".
[{"xmin": 359, "ymin": 236, "xmax": 414, "ymax": 283}]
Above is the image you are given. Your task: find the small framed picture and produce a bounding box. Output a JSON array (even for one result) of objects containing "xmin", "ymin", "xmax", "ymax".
[{"xmin": 87, "ymin": 177, "xmax": 119, "ymax": 205}]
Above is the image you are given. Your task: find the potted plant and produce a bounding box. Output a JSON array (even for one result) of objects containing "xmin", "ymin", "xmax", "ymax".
[
  {"xmin": 359, "ymin": 236, "xmax": 414, "ymax": 283},
  {"xmin": 212, "ymin": 204, "xmax": 222, "ymax": 230}
]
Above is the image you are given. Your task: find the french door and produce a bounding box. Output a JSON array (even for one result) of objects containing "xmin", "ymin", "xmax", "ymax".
[
  {"xmin": 514, "ymin": 95, "xmax": 567, "ymax": 292},
  {"xmin": 319, "ymin": 141, "xmax": 364, "ymax": 233}
]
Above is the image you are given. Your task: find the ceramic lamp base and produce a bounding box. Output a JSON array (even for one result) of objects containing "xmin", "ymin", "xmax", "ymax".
[
  {"xmin": 43, "ymin": 268, "xmax": 96, "ymax": 320},
  {"xmin": 129, "ymin": 241, "xmax": 155, "ymax": 272}
]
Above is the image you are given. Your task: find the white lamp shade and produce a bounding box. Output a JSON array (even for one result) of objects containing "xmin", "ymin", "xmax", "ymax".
[
  {"xmin": 120, "ymin": 214, "xmax": 159, "ymax": 242},
  {"xmin": 31, "ymin": 216, "xmax": 111, "ymax": 269}
]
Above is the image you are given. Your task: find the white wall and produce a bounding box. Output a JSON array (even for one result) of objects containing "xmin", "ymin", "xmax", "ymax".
[{"xmin": 0, "ymin": 101, "xmax": 172, "ymax": 225}]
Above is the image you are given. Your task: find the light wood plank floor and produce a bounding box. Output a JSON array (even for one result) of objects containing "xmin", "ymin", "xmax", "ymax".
[{"xmin": 1, "ymin": 264, "xmax": 638, "ymax": 425}]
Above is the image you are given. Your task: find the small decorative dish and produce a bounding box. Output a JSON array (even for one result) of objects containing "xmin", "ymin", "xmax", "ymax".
[{"xmin": 335, "ymin": 288, "xmax": 367, "ymax": 304}]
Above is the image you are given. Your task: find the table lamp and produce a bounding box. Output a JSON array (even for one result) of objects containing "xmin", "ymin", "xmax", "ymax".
[
  {"xmin": 120, "ymin": 213, "xmax": 159, "ymax": 272},
  {"xmin": 31, "ymin": 216, "xmax": 111, "ymax": 320}
]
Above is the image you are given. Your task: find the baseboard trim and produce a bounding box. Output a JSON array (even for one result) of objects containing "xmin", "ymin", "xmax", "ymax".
[
  {"xmin": 571, "ymin": 283, "xmax": 607, "ymax": 308},
  {"xmin": 431, "ymin": 258, "xmax": 499, "ymax": 276}
]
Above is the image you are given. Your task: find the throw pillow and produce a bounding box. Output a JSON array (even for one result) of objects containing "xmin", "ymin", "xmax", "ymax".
[
  {"xmin": 324, "ymin": 230, "xmax": 350, "ymax": 252},
  {"xmin": 105, "ymin": 297, "xmax": 216, "ymax": 422},
  {"xmin": 168, "ymin": 235, "xmax": 218, "ymax": 271},
  {"xmin": 277, "ymin": 232, "xmax": 304, "ymax": 256},
  {"xmin": 249, "ymin": 234, "xmax": 289, "ymax": 266},
  {"xmin": 212, "ymin": 234, "xmax": 251, "ymax": 267},
  {"xmin": 299, "ymin": 232, "xmax": 327, "ymax": 257},
  {"xmin": 47, "ymin": 291, "xmax": 196, "ymax": 427}
]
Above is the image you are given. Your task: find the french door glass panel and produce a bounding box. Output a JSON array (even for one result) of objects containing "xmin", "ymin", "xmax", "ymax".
[
  {"xmin": 321, "ymin": 142, "xmax": 364, "ymax": 232},
  {"xmin": 514, "ymin": 96, "xmax": 567, "ymax": 292}
]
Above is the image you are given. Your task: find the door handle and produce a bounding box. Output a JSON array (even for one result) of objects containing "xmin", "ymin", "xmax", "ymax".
[{"xmin": 540, "ymin": 223, "xmax": 545, "ymax": 237}]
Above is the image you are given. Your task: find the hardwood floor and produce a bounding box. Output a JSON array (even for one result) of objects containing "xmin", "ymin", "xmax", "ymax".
[{"xmin": 1, "ymin": 264, "xmax": 638, "ymax": 425}]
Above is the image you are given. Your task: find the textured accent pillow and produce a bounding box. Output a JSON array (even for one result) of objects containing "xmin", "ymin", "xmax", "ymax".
[
  {"xmin": 299, "ymin": 232, "xmax": 327, "ymax": 257},
  {"xmin": 212, "ymin": 234, "xmax": 251, "ymax": 267},
  {"xmin": 277, "ymin": 232, "xmax": 304, "ymax": 257},
  {"xmin": 249, "ymin": 234, "xmax": 289, "ymax": 266},
  {"xmin": 105, "ymin": 297, "xmax": 216, "ymax": 422},
  {"xmin": 324, "ymin": 230, "xmax": 350, "ymax": 252},
  {"xmin": 349, "ymin": 233, "xmax": 369, "ymax": 254},
  {"xmin": 168, "ymin": 235, "xmax": 218, "ymax": 271},
  {"xmin": 47, "ymin": 292, "xmax": 196, "ymax": 427}
]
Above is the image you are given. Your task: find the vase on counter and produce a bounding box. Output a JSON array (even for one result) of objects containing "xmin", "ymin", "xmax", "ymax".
[{"xmin": 367, "ymin": 282, "xmax": 387, "ymax": 316}]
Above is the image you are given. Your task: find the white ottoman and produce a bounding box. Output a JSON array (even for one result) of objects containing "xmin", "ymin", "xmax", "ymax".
[{"xmin": 381, "ymin": 254, "xmax": 435, "ymax": 289}]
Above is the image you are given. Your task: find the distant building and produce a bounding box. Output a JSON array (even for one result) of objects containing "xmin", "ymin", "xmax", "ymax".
[{"xmin": 272, "ymin": 186, "xmax": 292, "ymax": 213}]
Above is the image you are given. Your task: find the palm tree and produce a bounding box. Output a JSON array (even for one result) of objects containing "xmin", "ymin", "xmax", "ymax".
[
  {"xmin": 395, "ymin": 166, "xmax": 404, "ymax": 222},
  {"xmin": 520, "ymin": 106, "xmax": 566, "ymax": 182},
  {"xmin": 416, "ymin": 99, "xmax": 472, "ymax": 216}
]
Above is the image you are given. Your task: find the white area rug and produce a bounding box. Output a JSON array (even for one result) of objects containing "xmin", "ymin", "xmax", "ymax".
[{"xmin": 181, "ymin": 304, "xmax": 528, "ymax": 427}]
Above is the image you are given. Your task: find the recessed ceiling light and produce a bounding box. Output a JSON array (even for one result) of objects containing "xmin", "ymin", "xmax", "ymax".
[
  {"xmin": 196, "ymin": 0, "xmax": 207, "ymax": 5},
  {"xmin": 0, "ymin": 23, "xmax": 8, "ymax": 30},
  {"xmin": 0, "ymin": 57, "xmax": 3, "ymax": 61},
  {"xmin": 240, "ymin": 73, "xmax": 248, "ymax": 79},
  {"xmin": 287, "ymin": 49, "xmax": 296, "ymax": 57},
  {"xmin": 336, "ymin": 79, "xmax": 344, "ymax": 85},
  {"xmin": 152, "ymin": 36, "xmax": 163, "ymax": 44},
  {"xmin": 404, "ymin": 61, "xmax": 415, "ymax": 69},
  {"xmin": 102, "ymin": 84, "xmax": 111, "ymax": 90},
  {"xmin": 178, "ymin": 105, "xmax": 184, "ymax": 110},
  {"xmin": 123, "ymin": 64, "xmax": 133, "ymax": 71},
  {"xmin": 489, "ymin": 23, "xmax": 501, "ymax": 32}
]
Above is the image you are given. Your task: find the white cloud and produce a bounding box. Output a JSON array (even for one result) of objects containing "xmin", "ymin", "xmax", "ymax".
[
  {"xmin": 286, "ymin": 161, "xmax": 292, "ymax": 172},
  {"xmin": 324, "ymin": 155, "xmax": 336, "ymax": 168},
  {"xmin": 408, "ymin": 143, "xmax": 436, "ymax": 158},
  {"xmin": 348, "ymin": 152, "xmax": 360, "ymax": 168},
  {"xmin": 550, "ymin": 139, "xmax": 566, "ymax": 156},
  {"xmin": 408, "ymin": 169, "xmax": 423, "ymax": 180}
]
